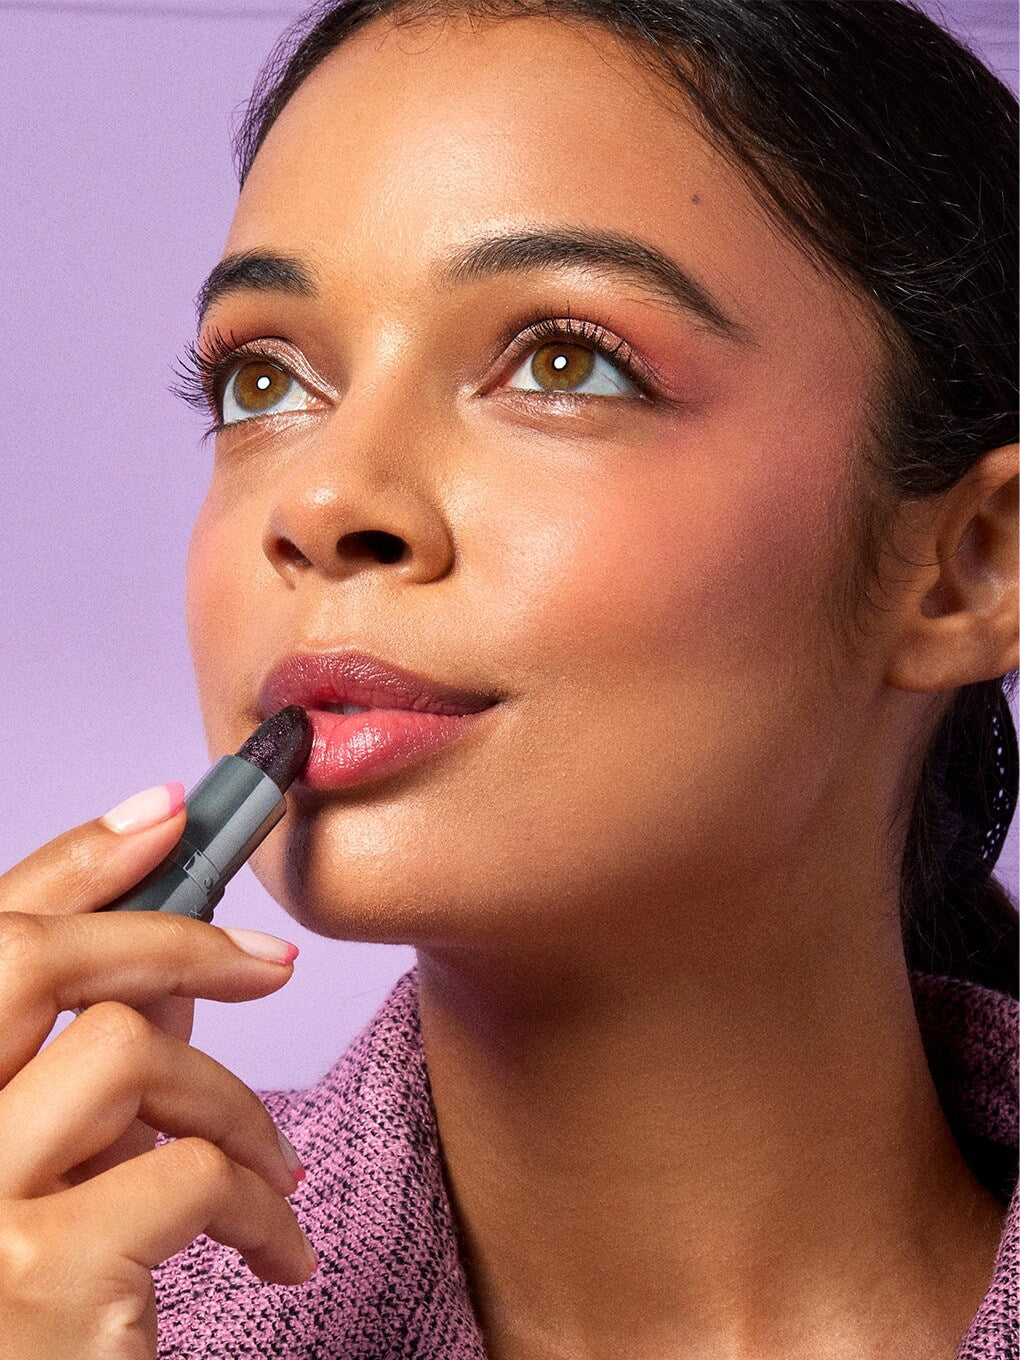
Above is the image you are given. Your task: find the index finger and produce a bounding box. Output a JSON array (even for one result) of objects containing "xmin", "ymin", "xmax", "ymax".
[
  {"xmin": 0, "ymin": 911, "xmax": 296, "ymax": 1086},
  {"xmin": 0, "ymin": 785, "xmax": 188, "ymax": 918}
]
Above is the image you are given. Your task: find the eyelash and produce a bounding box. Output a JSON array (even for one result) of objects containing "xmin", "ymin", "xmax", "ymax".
[
  {"xmin": 170, "ymin": 326, "xmax": 261, "ymax": 438},
  {"xmin": 170, "ymin": 314, "xmax": 652, "ymax": 438}
]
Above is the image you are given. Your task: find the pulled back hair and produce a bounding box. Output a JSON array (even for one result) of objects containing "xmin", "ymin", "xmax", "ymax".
[{"xmin": 232, "ymin": 0, "xmax": 1019, "ymax": 996}]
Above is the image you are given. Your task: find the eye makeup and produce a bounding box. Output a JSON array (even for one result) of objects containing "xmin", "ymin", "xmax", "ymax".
[
  {"xmin": 171, "ymin": 329, "xmax": 326, "ymax": 438},
  {"xmin": 170, "ymin": 307, "xmax": 665, "ymax": 437},
  {"xmin": 486, "ymin": 313, "xmax": 656, "ymax": 396}
]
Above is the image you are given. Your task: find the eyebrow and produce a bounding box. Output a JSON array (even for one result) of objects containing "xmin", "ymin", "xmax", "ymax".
[
  {"xmin": 436, "ymin": 228, "xmax": 750, "ymax": 343},
  {"xmin": 196, "ymin": 251, "xmax": 315, "ymax": 330},
  {"xmin": 195, "ymin": 228, "xmax": 750, "ymax": 344}
]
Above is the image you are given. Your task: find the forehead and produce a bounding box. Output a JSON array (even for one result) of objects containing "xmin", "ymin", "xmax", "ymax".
[{"xmin": 227, "ymin": 11, "xmax": 881, "ymax": 375}]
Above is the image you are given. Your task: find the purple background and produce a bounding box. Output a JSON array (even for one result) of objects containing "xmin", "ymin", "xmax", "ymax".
[{"xmin": 4, "ymin": 0, "xmax": 1017, "ymax": 1089}]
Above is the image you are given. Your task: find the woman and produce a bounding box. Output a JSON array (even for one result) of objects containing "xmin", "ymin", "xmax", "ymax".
[{"xmin": 0, "ymin": 0, "xmax": 1015, "ymax": 1356}]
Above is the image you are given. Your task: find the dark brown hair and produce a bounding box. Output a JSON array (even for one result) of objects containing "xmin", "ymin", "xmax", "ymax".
[{"xmin": 231, "ymin": 0, "xmax": 1019, "ymax": 996}]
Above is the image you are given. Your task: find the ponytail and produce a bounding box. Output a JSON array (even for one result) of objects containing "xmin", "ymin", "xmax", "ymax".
[{"xmin": 901, "ymin": 676, "xmax": 1019, "ymax": 997}]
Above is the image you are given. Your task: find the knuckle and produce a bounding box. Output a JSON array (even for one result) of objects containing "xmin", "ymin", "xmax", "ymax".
[
  {"xmin": 77, "ymin": 999, "xmax": 151, "ymax": 1054},
  {"xmin": 0, "ymin": 912, "xmax": 45, "ymax": 966},
  {"xmin": 0, "ymin": 1211, "xmax": 50, "ymax": 1292},
  {"xmin": 156, "ymin": 913, "xmax": 201, "ymax": 968},
  {"xmin": 173, "ymin": 1136, "xmax": 234, "ymax": 1189}
]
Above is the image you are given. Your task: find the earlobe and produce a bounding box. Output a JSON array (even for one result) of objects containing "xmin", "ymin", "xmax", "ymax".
[{"xmin": 883, "ymin": 442, "xmax": 1019, "ymax": 693}]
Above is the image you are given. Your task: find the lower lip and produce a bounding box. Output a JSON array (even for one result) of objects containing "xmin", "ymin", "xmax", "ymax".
[{"xmin": 297, "ymin": 706, "xmax": 494, "ymax": 790}]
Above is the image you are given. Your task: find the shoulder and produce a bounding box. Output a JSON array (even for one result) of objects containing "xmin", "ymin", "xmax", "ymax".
[{"xmin": 910, "ymin": 969, "xmax": 1018, "ymax": 1358}]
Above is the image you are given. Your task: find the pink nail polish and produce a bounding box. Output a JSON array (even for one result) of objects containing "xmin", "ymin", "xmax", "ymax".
[
  {"xmin": 277, "ymin": 1127, "xmax": 306, "ymax": 1180},
  {"xmin": 220, "ymin": 927, "xmax": 300, "ymax": 965},
  {"xmin": 101, "ymin": 782, "xmax": 186, "ymax": 834}
]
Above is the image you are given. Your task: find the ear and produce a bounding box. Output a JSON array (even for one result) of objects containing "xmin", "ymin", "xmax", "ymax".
[{"xmin": 883, "ymin": 442, "xmax": 1018, "ymax": 694}]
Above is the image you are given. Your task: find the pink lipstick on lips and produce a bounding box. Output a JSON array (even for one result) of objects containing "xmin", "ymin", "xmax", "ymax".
[{"xmin": 257, "ymin": 650, "xmax": 501, "ymax": 791}]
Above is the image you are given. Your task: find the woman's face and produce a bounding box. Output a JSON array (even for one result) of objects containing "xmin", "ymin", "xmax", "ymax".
[{"xmin": 186, "ymin": 13, "xmax": 892, "ymax": 960}]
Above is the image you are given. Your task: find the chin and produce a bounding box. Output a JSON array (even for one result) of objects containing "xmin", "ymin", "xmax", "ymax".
[{"xmin": 244, "ymin": 814, "xmax": 419, "ymax": 944}]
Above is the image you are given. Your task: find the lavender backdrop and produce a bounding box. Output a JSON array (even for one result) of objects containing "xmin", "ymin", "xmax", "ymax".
[{"xmin": 3, "ymin": 0, "xmax": 1017, "ymax": 1089}]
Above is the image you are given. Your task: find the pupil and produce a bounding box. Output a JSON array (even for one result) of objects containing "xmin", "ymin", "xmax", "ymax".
[
  {"xmin": 531, "ymin": 341, "xmax": 594, "ymax": 391},
  {"xmin": 234, "ymin": 360, "xmax": 290, "ymax": 412}
]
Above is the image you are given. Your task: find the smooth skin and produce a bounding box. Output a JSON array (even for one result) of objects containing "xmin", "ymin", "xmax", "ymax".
[
  {"xmin": 2, "ymin": 11, "xmax": 1017, "ymax": 1360},
  {"xmin": 187, "ymin": 14, "xmax": 1016, "ymax": 1358}
]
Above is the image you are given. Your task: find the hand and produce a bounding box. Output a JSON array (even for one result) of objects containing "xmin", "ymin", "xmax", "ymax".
[{"xmin": 0, "ymin": 784, "xmax": 316, "ymax": 1360}]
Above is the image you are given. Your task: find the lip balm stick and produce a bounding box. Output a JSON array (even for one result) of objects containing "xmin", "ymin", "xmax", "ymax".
[{"xmin": 99, "ymin": 706, "xmax": 312, "ymax": 924}]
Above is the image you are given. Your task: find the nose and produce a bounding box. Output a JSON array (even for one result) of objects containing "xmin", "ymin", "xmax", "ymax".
[{"xmin": 261, "ymin": 443, "xmax": 455, "ymax": 587}]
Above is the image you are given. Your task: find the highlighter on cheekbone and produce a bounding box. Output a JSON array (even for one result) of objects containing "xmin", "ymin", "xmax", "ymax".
[{"xmin": 99, "ymin": 705, "xmax": 312, "ymax": 924}]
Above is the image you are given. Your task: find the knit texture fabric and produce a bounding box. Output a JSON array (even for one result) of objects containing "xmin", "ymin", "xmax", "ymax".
[{"xmin": 152, "ymin": 964, "xmax": 1018, "ymax": 1358}]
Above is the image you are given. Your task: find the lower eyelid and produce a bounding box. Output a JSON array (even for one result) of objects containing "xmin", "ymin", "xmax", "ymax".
[
  {"xmin": 505, "ymin": 358, "xmax": 645, "ymax": 402},
  {"xmin": 490, "ymin": 388, "xmax": 648, "ymax": 423}
]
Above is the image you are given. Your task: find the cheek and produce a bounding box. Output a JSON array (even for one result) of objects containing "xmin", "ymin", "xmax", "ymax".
[
  {"xmin": 498, "ymin": 422, "xmax": 849, "ymax": 888},
  {"xmin": 535, "ymin": 428, "xmax": 836, "ymax": 694},
  {"xmin": 185, "ymin": 491, "xmax": 262, "ymax": 750},
  {"xmin": 185, "ymin": 497, "xmax": 229, "ymax": 673}
]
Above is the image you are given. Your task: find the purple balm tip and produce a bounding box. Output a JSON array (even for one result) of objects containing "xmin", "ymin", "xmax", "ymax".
[{"xmin": 236, "ymin": 705, "xmax": 313, "ymax": 791}]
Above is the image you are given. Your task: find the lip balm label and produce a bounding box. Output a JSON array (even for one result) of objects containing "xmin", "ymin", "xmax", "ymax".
[{"xmin": 175, "ymin": 843, "xmax": 221, "ymax": 893}]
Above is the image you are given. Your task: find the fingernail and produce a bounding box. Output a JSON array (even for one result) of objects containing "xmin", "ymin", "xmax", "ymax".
[
  {"xmin": 299, "ymin": 1225, "xmax": 318, "ymax": 1272},
  {"xmin": 276, "ymin": 1127, "xmax": 306, "ymax": 1181},
  {"xmin": 101, "ymin": 782, "xmax": 186, "ymax": 833},
  {"xmin": 220, "ymin": 926, "xmax": 299, "ymax": 965}
]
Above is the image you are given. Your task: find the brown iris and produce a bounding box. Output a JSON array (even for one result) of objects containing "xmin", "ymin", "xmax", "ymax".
[
  {"xmin": 230, "ymin": 360, "xmax": 292, "ymax": 413},
  {"xmin": 529, "ymin": 342, "xmax": 595, "ymax": 391}
]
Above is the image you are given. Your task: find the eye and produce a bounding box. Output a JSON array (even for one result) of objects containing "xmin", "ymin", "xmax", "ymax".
[
  {"xmin": 501, "ymin": 317, "xmax": 647, "ymax": 399},
  {"xmin": 221, "ymin": 358, "xmax": 315, "ymax": 426},
  {"xmin": 507, "ymin": 340, "xmax": 638, "ymax": 397}
]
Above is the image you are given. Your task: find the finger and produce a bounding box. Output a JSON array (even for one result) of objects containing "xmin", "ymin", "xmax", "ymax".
[
  {"xmin": 0, "ymin": 912, "xmax": 297, "ymax": 1087},
  {"xmin": 66, "ymin": 993, "xmax": 198, "ymax": 1178},
  {"xmin": 0, "ymin": 787, "xmax": 188, "ymax": 919},
  {"xmin": 43, "ymin": 1136, "xmax": 317, "ymax": 1285},
  {"xmin": 0, "ymin": 1001, "xmax": 300, "ymax": 1201},
  {"xmin": 71, "ymin": 994, "xmax": 194, "ymax": 1043},
  {"xmin": 132, "ymin": 993, "xmax": 195, "ymax": 1044}
]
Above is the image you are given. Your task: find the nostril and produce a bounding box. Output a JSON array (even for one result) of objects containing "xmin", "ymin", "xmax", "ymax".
[
  {"xmin": 339, "ymin": 529, "xmax": 406, "ymax": 565},
  {"xmin": 275, "ymin": 538, "xmax": 312, "ymax": 569}
]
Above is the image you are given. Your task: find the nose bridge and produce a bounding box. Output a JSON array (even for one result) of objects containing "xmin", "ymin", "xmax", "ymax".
[{"xmin": 261, "ymin": 366, "xmax": 455, "ymax": 585}]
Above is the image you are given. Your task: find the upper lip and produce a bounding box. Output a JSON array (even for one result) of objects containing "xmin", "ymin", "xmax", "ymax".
[{"xmin": 258, "ymin": 649, "xmax": 501, "ymax": 718}]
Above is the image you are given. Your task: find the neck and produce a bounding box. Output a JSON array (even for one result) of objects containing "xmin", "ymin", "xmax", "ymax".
[{"xmin": 415, "ymin": 878, "xmax": 1005, "ymax": 1359}]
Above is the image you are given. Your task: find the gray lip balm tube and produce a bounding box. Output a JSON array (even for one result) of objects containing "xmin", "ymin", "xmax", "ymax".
[{"xmin": 98, "ymin": 706, "xmax": 312, "ymax": 924}]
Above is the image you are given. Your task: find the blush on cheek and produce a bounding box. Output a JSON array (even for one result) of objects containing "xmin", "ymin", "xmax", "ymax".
[{"xmin": 548, "ymin": 416, "xmax": 837, "ymax": 692}]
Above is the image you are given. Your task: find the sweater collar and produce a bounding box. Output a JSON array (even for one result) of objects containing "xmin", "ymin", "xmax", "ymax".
[
  {"xmin": 909, "ymin": 969, "xmax": 1018, "ymax": 1358},
  {"xmin": 297, "ymin": 964, "xmax": 1017, "ymax": 1357}
]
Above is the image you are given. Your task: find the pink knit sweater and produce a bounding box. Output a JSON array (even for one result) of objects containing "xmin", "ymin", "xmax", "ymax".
[{"xmin": 152, "ymin": 965, "xmax": 1018, "ymax": 1357}]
